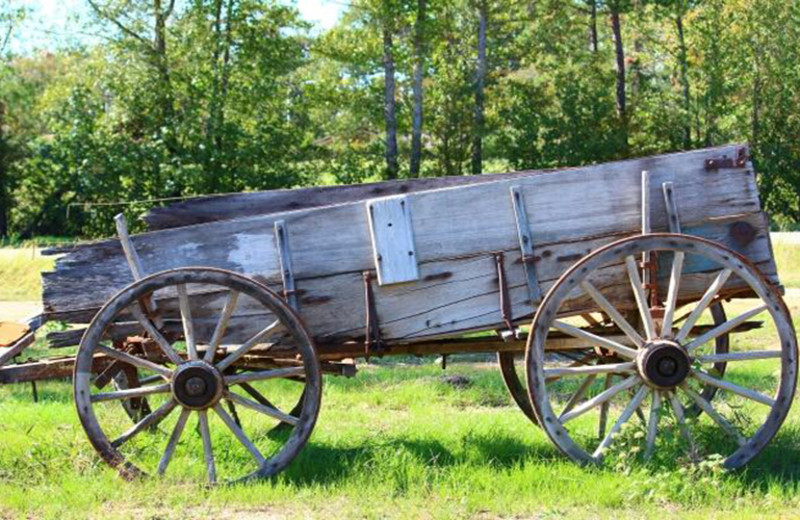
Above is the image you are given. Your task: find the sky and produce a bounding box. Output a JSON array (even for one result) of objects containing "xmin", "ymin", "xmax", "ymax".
[{"xmin": 10, "ymin": 0, "xmax": 346, "ymax": 54}]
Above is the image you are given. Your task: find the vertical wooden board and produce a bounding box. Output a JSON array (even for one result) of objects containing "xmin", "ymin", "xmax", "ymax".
[{"xmin": 366, "ymin": 195, "xmax": 420, "ymax": 285}]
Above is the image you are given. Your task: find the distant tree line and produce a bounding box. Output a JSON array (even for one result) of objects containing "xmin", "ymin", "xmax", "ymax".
[{"xmin": 0, "ymin": 0, "xmax": 798, "ymax": 238}]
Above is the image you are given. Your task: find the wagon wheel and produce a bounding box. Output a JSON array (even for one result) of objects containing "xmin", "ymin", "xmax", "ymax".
[
  {"xmin": 74, "ymin": 267, "xmax": 322, "ymax": 483},
  {"xmin": 526, "ymin": 233, "xmax": 797, "ymax": 469},
  {"xmin": 498, "ymin": 303, "xmax": 730, "ymax": 425}
]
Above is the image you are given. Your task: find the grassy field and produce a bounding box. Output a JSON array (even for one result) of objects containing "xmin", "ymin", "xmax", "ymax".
[{"xmin": 0, "ymin": 238, "xmax": 799, "ymax": 519}]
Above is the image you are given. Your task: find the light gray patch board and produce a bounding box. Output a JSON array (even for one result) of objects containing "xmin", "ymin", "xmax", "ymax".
[{"xmin": 366, "ymin": 195, "xmax": 420, "ymax": 285}]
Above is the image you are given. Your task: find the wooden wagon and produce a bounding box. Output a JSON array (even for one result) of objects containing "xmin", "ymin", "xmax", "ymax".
[{"xmin": 0, "ymin": 144, "xmax": 796, "ymax": 483}]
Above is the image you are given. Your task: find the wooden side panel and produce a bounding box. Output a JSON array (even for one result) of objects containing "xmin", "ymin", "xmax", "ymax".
[
  {"xmin": 42, "ymin": 145, "xmax": 772, "ymax": 350},
  {"xmin": 48, "ymin": 212, "xmax": 775, "ymax": 348}
]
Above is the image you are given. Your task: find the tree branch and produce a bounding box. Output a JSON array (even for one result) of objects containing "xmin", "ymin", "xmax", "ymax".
[{"xmin": 87, "ymin": 0, "xmax": 151, "ymax": 47}]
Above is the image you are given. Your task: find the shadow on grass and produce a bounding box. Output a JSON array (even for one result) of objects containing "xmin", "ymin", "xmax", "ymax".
[
  {"xmin": 736, "ymin": 425, "xmax": 800, "ymax": 488},
  {"xmin": 279, "ymin": 431, "xmax": 562, "ymax": 486}
]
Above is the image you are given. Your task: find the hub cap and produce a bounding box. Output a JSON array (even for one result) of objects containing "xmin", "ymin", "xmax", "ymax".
[
  {"xmin": 637, "ymin": 339, "xmax": 691, "ymax": 389},
  {"xmin": 171, "ymin": 360, "xmax": 224, "ymax": 409}
]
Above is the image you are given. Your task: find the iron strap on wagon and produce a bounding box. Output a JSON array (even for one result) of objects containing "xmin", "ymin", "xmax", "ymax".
[{"xmin": 0, "ymin": 144, "xmax": 795, "ymax": 483}]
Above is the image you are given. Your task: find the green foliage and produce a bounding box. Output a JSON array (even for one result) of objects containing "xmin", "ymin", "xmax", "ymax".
[{"xmin": 0, "ymin": 0, "xmax": 799, "ymax": 239}]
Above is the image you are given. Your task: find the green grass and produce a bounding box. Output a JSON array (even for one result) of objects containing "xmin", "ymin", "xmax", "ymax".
[
  {"xmin": 0, "ymin": 248, "xmax": 55, "ymax": 301},
  {"xmin": 774, "ymin": 240, "xmax": 800, "ymax": 289},
  {"xmin": 3, "ymin": 357, "xmax": 800, "ymax": 519},
  {"xmin": 0, "ymin": 236, "xmax": 799, "ymax": 519}
]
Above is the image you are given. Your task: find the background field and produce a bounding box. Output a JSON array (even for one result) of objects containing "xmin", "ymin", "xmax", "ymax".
[{"xmin": 0, "ymin": 236, "xmax": 799, "ymax": 519}]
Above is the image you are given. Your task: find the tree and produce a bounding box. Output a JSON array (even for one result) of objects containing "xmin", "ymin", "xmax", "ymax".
[
  {"xmin": 409, "ymin": 0, "xmax": 427, "ymax": 177},
  {"xmin": 471, "ymin": 0, "xmax": 488, "ymax": 174},
  {"xmin": 382, "ymin": 5, "xmax": 400, "ymax": 180}
]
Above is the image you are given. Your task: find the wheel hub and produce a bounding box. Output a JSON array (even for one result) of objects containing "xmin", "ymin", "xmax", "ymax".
[
  {"xmin": 636, "ymin": 339, "xmax": 690, "ymax": 389},
  {"xmin": 171, "ymin": 360, "xmax": 224, "ymax": 409}
]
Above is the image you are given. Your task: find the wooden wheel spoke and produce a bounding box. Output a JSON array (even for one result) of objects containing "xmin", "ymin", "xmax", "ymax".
[
  {"xmin": 112, "ymin": 399, "xmax": 178, "ymax": 448},
  {"xmin": 545, "ymin": 361, "xmax": 635, "ymax": 378},
  {"xmin": 91, "ymin": 383, "xmax": 171, "ymax": 403},
  {"xmin": 667, "ymin": 391, "xmax": 695, "ymax": 451},
  {"xmin": 625, "ymin": 255, "xmax": 656, "ymax": 341},
  {"xmin": 157, "ymin": 408, "xmax": 191, "ymax": 476},
  {"xmin": 198, "ymin": 410, "xmax": 217, "ymax": 483},
  {"xmin": 661, "ymin": 251, "xmax": 685, "ymax": 336},
  {"xmin": 95, "ymin": 345, "xmax": 172, "ymax": 379},
  {"xmin": 593, "ymin": 385, "xmax": 649, "ymax": 458},
  {"xmin": 691, "ymin": 369, "xmax": 775, "ymax": 406},
  {"xmin": 560, "ymin": 375, "xmax": 640, "ymax": 423},
  {"xmin": 598, "ymin": 374, "xmax": 613, "ymax": 439},
  {"xmin": 681, "ymin": 385, "xmax": 747, "ymax": 446},
  {"xmin": 552, "ymin": 320, "xmax": 637, "ymax": 360},
  {"xmin": 581, "ymin": 281, "xmax": 644, "ymax": 348},
  {"xmin": 675, "ymin": 269, "xmax": 732, "ymax": 342},
  {"xmin": 684, "ymin": 305, "xmax": 768, "ymax": 353},
  {"xmin": 227, "ymin": 391, "xmax": 299, "ymax": 426},
  {"xmin": 213, "ymin": 403, "xmax": 265, "ymax": 466},
  {"xmin": 204, "ymin": 290, "xmax": 240, "ymax": 363},
  {"xmin": 560, "ymin": 374, "xmax": 597, "ymax": 419},
  {"xmin": 177, "ymin": 284, "xmax": 198, "ymax": 360},
  {"xmin": 216, "ymin": 320, "xmax": 282, "ymax": 372},
  {"xmin": 130, "ymin": 305, "xmax": 184, "ymax": 366},
  {"xmin": 644, "ymin": 390, "xmax": 661, "ymax": 460},
  {"xmin": 225, "ymin": 367, "xmax": 306, "ymax": 386},
  {"xmin": 696, "ymin": 350, "xmax": 782, "ymax": 363}
]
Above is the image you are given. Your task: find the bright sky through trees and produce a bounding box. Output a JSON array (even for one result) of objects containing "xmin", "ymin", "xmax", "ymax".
[{"xmin": 11, "ymin": 0, "xmax": 344, "ymax": 53}]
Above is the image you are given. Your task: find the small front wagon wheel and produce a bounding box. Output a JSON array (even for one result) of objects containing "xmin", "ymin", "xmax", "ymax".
[
  {"xmin": 74, "ymin": 267, "xmax": 322, "ymax": 483},
  {"xmin": 526, "ymin": 234, "xmax": 797, "ymax": 470}
]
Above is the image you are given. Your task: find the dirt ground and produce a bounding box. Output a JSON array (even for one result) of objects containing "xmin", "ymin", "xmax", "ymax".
[{"xmin": 0, "ymin": 301, "xmax": 42, "ymax": 323}]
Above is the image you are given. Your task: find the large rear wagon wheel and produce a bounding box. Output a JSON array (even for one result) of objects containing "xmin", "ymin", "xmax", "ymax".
[
  {"xmin": 74, "ymin": 267, "xmax": 322, "ymax": 483},
  {"xmin": 526, "ymin": 234, "xmax": 797, "ymax": 470}
]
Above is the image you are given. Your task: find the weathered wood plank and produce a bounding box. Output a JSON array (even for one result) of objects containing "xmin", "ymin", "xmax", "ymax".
[{"xmin": 143, "ymin": 145, "xmax": 751, "ymax": 230}]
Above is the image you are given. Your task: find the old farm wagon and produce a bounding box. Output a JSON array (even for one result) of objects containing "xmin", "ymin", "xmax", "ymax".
[{"xmin": 0, "ymin": 144, "xmax": 796, "ymax": 483}]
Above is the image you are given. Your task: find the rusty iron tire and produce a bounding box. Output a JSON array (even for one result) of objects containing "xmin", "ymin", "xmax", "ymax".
[
  {"xmin": 74, "ymin": 267, "xmax": 322, "ymax": 483},
  {"xmin": 525, "ymin": 233, "xmax": 797, "ymax": 470}
]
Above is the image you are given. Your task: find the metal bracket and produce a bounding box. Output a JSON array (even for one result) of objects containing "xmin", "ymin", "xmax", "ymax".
[
  {"xmin": 274, "ymin": 220, "xmax": 298, "ymax": 310},
  {"xmin": 662, "ymin": 182, "xmax": 682, "ymax": 233},
  {"xmin": 363, "ymin": 272, "xmax": 385, "ymax": 355},
  {"xmin": 509, "ymin": 186, "xmax": 542, "ymax": 304},
  {"xmin": 494, "ymin": 252, "xmax": 518, "ymax": 340},
  {"xmin": 704, "ymin": 147, "xmax": 748, "ymax": 171}
]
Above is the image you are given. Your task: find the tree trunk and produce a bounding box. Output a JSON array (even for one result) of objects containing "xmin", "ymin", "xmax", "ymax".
[
  {"xmin": 471, "ymin": 0, "xmax": 487, "ymax": 175},
  {"xmin": 382, "ymin": 21, "xmax": 399, "ymax": 180},
  {"xmin": 676, "ymin": 12, "xmax": 691, "ymax": 149},
  {"xmin": 153, "ymin": 0, "xmax": 175, "ymax": 142},
  {"xmin": 589, "ymin": 0, "xmax": 598, "ymax": 52},
  {"xmin": 610, "ymin": 8, "xmax": 628, "ymax": 152},
  {"xmin": 410, "ymin": 0, "xmax": 427, "ymax": 178},
  {"xmin": 0, "ymin": 101, "xmax": 7, "ymax": 238},
  {"xmin": 219, "ymin": 0, "xmax": 234, "ymax": 186}
]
